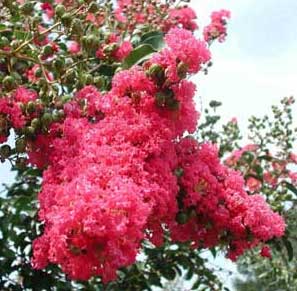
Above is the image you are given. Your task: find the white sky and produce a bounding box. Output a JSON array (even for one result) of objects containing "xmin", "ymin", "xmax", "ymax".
[{"xmin": 192, "ymin": 0, "xmax": 297, "ymax": 128}]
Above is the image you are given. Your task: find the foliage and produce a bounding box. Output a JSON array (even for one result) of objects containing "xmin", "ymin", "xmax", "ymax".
[{"xmin": 0, "ymin": 0, "xmax": 292, "ymax": 290}]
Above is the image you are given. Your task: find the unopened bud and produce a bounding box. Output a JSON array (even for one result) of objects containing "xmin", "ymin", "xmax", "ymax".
[
  {"xmin": 88, "ymin": 2, "xmax": 99, "ymax": 13},
  {"xmin": 147, "ymin": 64, "xmax": 162, "ymax": 76},
  {"xmin": 15, "ymin": 157, "xmax": 27, "ymax": 170},
  {"xmin": 31, "ymin": 118, "xmax": 40, "ymax": 129},
  {"xmin": 61, "ymin": 13, "xmax": 72, "ymax": 27},
  {"xmin": 55, "ymin": 4, "xmax": 66, "ymax": 18},
  {"xmin": 177, "ymin": 62, "xmax": 188, "ymax": 79},
  {"xmin": 26, "ymin": 101, "xmax": 36, "ymax": 114},
  {"xmin": 25, "ymin": 126, "xmax": 36, "ymax": 137},
  {"xmin": 41, "ymin": 112, "xmax": 52, "ymax": 126},
  {"xmin": 15, "ymin": 138, "xmax": 26, "ymax": 153},
  {"xmin": 176, "ymin": 212, "xmax": 188, "ymax": 224},
  {"xmin": 43, "ymin": 45, "xmax": 53, "ymax": 56},
  {"xmin": 3, "ymin": 75, "xmax": 16, "ymax": 91},
  {"xmin": 20, "ymin": 2, "xmax": 34, "ymax": 15}
]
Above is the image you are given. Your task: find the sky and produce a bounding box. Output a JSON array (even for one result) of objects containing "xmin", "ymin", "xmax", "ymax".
[{"xmin": 192, "ymin": 0, "xmax": 297, "ymax": 128}]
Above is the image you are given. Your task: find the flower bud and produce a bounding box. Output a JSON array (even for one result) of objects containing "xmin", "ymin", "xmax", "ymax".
[
  {"xmin": 31, "ymin": 118, "xmax": 41, "ymax": 129},
  {"xmin": 61, "ymin": 95, "xmax": 72, "ymax": 104},
  {"xmin": 85, "ymin": 74, "xmax": 93, "ymax": 85},
  {"xmin": 176, "ymin": 212, "xmax": 188, "ymax": 224},
  {"xmin": 174, "ymin": 167, "xmax": 184, "ymax": 178},
  {"xmin": 0, "ymin": 37, "xmax": 9, "ymax": 48},
  {"xmin": 25, "ymin": 126, "xmax": 36, "ymax": 137},
  {"xmin": 15, "ymin": 138, "xmax": 26, "ymax": 153},
  {"xmin": 43, "ymin": 45, "xmax": 53, "ymax": 56},
  {"xmin": 57, "ymin": 109, "xmax": 65, "ymax": 119},
  {"xmin": 61, "ymin": 13, "xmax": 72, "ymax": 27},
  {"xmin": 20, "ymin": 2, "xmax": 34, "ymax": 15},
  {"xmin": 34, "ymin": 68, "xmax": 42, "ymax": 78},
  {"xmin": 148, "ymin": 64, "xmax": 163, "ymax": 76},
  {"xmin": 94, "ymin": 76, "xmax": 104, "ymax": 88},
  {"xmin": 26, "ymin": 101, "xmax": 36, "ymax": 114},
  {"xmin": 71, "ymin": 19, "xmax": 83, "ymax": 35},
  {"xmin": 3, "ymin": 75, "xmax": 16, "ymax": 91},
  {"xmin": 86, "ymin": 35, "xmax": 99, "ymax": 49},
  {"xmin": 88, "ymin": 2, "xmax": 99, "ymax": 13},
  {"xmin": 52, "ymin": 111, "xmax": 60, "ymax": 122},
  {"xmin": 41, "ymin": 112, "xmax": 52, "ymax": 126},
  {"xmin": 177, "ymin": 62, "xmax": 188, "ymax": 79},
  {"xmin": 55, "ymin": 4, "xmax": 66, "ymax": 18},
  {"xmin": 15, "ymin": 157, "xmax": 27, "ymax": 170}
]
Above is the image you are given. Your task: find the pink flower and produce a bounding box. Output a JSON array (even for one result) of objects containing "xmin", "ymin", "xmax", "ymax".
[
  {"xmin": 113, "ymin": 41, "xmax": 132, "ymax": 61},
  {"xmin": 169, "ymin": 7, "xmax": 198, "ymax": 31},
  {"xmin": 14, "ymin": 86, "xmax": 38, "ymax": 104},
  {"xmin": 260, "ymin": 246, "xmax": 272, "ymax": 258},
  {"xmin": 203, "ymin": 10, "xmax": 231, "ymax": 43},
  {"xmin": 289, "ymin": 153, "xmax": 297, "ymax": 164},
  {"xmin": 289, "ymin": 172, "xmax": 297, "ymax": 182},
  {"xmin": 26, "ymin": 64, "xmax": 53, "ymax": 83},
  {"xmin": 246, "ymin": 177, "xmax": 262, "ymax": 192},
  {"xmin": 165, "ymin": 28, "xmax": 211, "ymax": 74},
  {"xmin": 230, "ymin": 117, "xmax": 237, "ymax": 124},
  {"xmin": 68, "ymin": 41, "xmax": 81, "ymax": 54},
  {"xmin": 41, "ymin": 2, "xmax": 55, "ymax": 20}
]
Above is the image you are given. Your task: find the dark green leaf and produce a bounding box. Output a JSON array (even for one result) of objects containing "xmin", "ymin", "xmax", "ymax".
[
  {"xmin": 285, "ymin": 182, "xmax": 297, "ymax": 196},
  {"xmin": 282, "ymin": 237, "xmax": 294, "ymax": 261},
  {"xmin": 123, "ymin": 44, "xmax": 156, "ymax": 69},
  {"xmin": 140, "ymin": 31, "xmax": 164, "ymax": 51},
  {"xmin": 161, "ymin": 267, "xmax": 176, "ymax": 281}
]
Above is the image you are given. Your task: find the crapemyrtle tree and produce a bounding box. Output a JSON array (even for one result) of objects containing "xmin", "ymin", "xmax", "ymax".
[{"xmin": 0, "ymin": 1, "xmax": 289, "ymax": 290}]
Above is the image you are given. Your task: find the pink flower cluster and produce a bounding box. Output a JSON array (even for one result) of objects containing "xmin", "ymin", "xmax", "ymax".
[
  {"xmin": 170, "ymin": 139, "xmax": 285, "ymax": 260},
  {"xmin": 29, "ymin": 27, "xmax": 285, "ymax": 282},
  {"xmin": 168, "ymin": 7, "xmax": 198, "ymax": 31},
  {"xmin": 204, "ymin": 10, "xmax": 231, "ymax": 43},
  {"xmin": 149, "ymin": 28, "xmax": 211, "ymax": 83},
  {"xmin": 0, "ymin": 87, "xmax": 37, "ymax": 143}
]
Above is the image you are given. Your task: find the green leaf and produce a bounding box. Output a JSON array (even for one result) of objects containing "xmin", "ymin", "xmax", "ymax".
[
  {"xmin": 209, "ymin": 100, "xmax": 222, "ymax": 108},
  {"xmin": 185, "ymin": 267, "xmax": 194, "ymax": 280},
  {"xmin": 192, "ymin": 279, "xmax": 200, "ymax": 290},
  {"xmin": 161, "ymin": 267, "xmax": 176, "ymax": 281},
  {"xmin": 140, "ymin": 31, "xmax": 165, "ymax": 51},
  {"xmin": 258, "ymin": 155, "xmax": 273, "ymax": 161},
  {"xmin": 148, "ymin": 273, "xmax": 162, "ymax": 287},
  {"xmin": 210, "ymin": 247, "xmax": 217, "ymax": 258},
  {"xmin": 282, "ymin": 237, "xmax": 294, "ymax": 261},
  {"xmin": 123, "ymin": 44, "xmax": 156, "ymax": 69},
  {"xmin": 285, "ymin": 182, "xmax": 297, "ymax": 196},
  {"xmin": 59, "ymin": 42, "xmax": 68, "ymax": 51},
  {"xmin": 97, "ymin": 64, "xmax": 116, "ymax": 77}
]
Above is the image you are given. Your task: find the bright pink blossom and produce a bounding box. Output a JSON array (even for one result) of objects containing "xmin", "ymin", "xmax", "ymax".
[
  {"xmin": 260, "ymin": 245, "xmax": 272, "ymax": 258},
  {"xmin": 68, "ymin": 41, "xmax": 81, "ymax": 54},
  {"xmin": 204, "ymin": 10, "xmax": 231, "ymax": 43},
  {"xmin": 169, "ymin": 7, "xmax": 198, "ymax": 31}
]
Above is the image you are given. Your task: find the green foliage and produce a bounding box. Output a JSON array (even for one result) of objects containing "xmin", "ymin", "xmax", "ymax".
[{"xmin": 122, "ymin": 44, "xmax": 156, "ymax": 69}]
